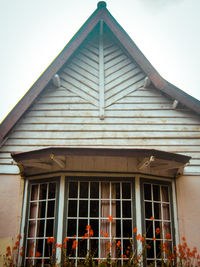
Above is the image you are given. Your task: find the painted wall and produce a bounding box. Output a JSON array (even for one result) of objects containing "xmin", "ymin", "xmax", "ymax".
[
  {"xmin": 176, "ymin": 175, "xmax": 200, "ymax": 249},
  {"xmin": 0, "ymin": 174, "xmax": 23, "ymax": 260}
]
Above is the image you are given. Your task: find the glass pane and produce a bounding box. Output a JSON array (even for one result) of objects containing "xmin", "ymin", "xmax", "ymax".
[
  {"xmin": 26, "ymin": 239, "xmax": 35, "ymax": 257},
  {"xmin": 114, "ymin": 200, "xmax": 121, "ymax": 218},
  {"xmin": 78, "ymin": 219, "xmax": 88, "ymax": 236},
  {"xmin": 30, "ymin": 202, "xmax": 37, "ymax": 218},
  {"xmin": 101, "ymin": 200, "xmax": 110, "ymax": 217},
  {"xmin": 100, "ymin": 219, "xmax": 110, "ymax": 237},
  {"xmin": 112, "ymin": 183, "xmax": 120, "ymax": 199},
  {"xmin": 37, "ymin": 220, "xmax": 45, "ymax": 237},
  {"xmin": 162, "ymin": 186, "xmax": 169, "ymax": 202},
  {"xmin": 162, "ymin": 204, "xmax": 170, "ymax": 220},
  {"xmin": 69, "ymin": 182, "xmax": 78, "ymax": 198},
  {"xmin": 28, "ymin": 220, "xmax": 36, "ymax": 237},
  {"xmin": 101, "ymin": 182, "xmax": 110, "ymax": 198},
  {"xmin": 155, "ymin": 221, "xmax": 162, "ymax": 239},
  {"xmin": 122, "ymin": 201, "xmax": 131, "ymax": 218},
  {"xmin": 47, "ymin": 200, "xmax": 55, "ymax": 218},
  {"xmin": 91, "ymin": 239, "xmax": 98, "ymax": 257},
  {"xmin": 156, "ymin": 240, "xmax": 162, "ymax": 258},
  {"xmin": 90, "ymin": 182, "xmax": 99, "ymax": 198},
  {"xmin": 116, "ymin": 219, "xmax": 121, "ymax": 237},
  {"xmin": 48, "ymin": 183, "xmax": 56, "ymax": 199},
  {"xmin": 145, "ymin": 201, "xmax": 152, "ymax": 219},
  {"xmin": 79, "ymin": 200, "xmax": 88, "ymax": 217},
  {"xmin": 78, "ymin": 239, "xmax": 87, "ymax": 257},
  {"xmin": 153, "ymin": 185, "xmax": 160, "ymax": 201},
  {"xmin": 123, "ymin": 220, "xmax": 132, "ymax": 237},
  {"xmin": 38, "ymin": 201, "xmax": 46, "ymax": 218},
  {"xmin": 31, "ymin": 185, "xmax": 38, "ymax": 200},
  {"xmin": 90, "ymin": 219, "xmax": 99, "ymax": 237},
  {"xmin": 122, "ymin": 183, "xmax": 131, "ymax": 199},
  {"xmin": 39, "ymin": 184, "xmax": 47, "ymax": 200},
  {"xmin": 68, "ymin": 200, "xmax": 77, "ymax": 217},
  {"xmin": 145, "ymin": 220, "xmax": 153, "ymax": 238},
  {"xmin": 146, "ymin": 240, "xmax": 154, "ymax": 259},
  {"xmin": 36, "ymin": 238, "xmax": 44, "ymax": 256},
  {"xmin": 67, "ymin": 219, "xmax": 77, "ymax": 237},
  {"xmin": 90, "ymin": 200, "xmax": 99, "ymax": 217},
  {"xmin": 154, "ymin": 203, "xmax": 161, "ymax": 219},
  {"xmin": 144, "ymin": 184, "xmax": 152, "ymax": 200},
  {"xmin": 46, "ymin": 219, "xmax": 54, "ymax": 237},
  {"xmin": 80, "ymin": 182, "xmax": 88, "ymax": 198},
  {"xmin": 163, "ymin": 222, "xmax": 171, "ymax": 238}
]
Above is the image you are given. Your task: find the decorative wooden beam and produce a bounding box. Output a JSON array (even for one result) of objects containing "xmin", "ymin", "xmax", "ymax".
[
  {"xmin": 172, "ymin": 99, "xmax": 179, "ymax": 109},
  {"xmin": 52, "ymin": 74, "xmax": 61, "ymax": 88},
  {"xmin": 138, "ymin": 156, "xmax": 155, "ymax": 170},
  {"xmin": 99, "ymin": 19, "xmax": 105, "ymax": 120},
  {"xmin": 143, "ymin": 76, "xmax": 151, "ymax": 88},
  {"xmin": 23, "ymin": 162, "xmax": 52, "ymax": 170},
  {"xmin": 50, "ymin": 153, "xmax": 65, "ymax": 169}
]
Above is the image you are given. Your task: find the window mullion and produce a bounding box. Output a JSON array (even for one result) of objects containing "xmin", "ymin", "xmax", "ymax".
[
  {"xmin": 135, "ymin": 175, "xmax": 142, "ymax": 255},
  {"xmin": 56, "ymin": 175, "xmax": 65, "ymax": 264}
]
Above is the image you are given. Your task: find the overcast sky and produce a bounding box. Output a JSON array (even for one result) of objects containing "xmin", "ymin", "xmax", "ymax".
[{"xmin": 0, "ymin": 0, "xmax": 200, "ymax": 123}]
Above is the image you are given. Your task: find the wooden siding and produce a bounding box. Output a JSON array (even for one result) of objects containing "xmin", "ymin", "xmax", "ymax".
[{"xmin": 0, "ymin": 27, "xmax": 200, "ymax": 175}]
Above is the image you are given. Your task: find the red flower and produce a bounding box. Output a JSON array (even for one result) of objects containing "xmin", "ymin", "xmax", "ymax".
[
  {"xmin": 47, "ymin": 237, "xmax": 55, "ymax": 244},
  {"xmin": 116, "ymin": 241, "xmax": 121, "ymax": 248},
  {"xmin": 15, "ymin": 241, "xmax": 20, "ymax": 247},
  {"xmin": 63, "ymin": 237, "xmax": 69, "ymax": 243},
  {"xmin": 136, "ymin": 234, "xmax": 141, "ymax": 240},
  {"xmin": 104, "ymin": 233, "xmax": 109, "ymax": 237},
  {"xmin": 108, "ymin": 215, "xmax": 113, "ymax": 223},
  {"xmin": 42, "ymin": 259, "xmax": 45, "ymax": 263},
  {"xmin": 17, "ymin": 234, "xmax": 22, "ymax": 240},
  {"xmin": 166, "ymin": 233, "xmax": 171, "ymax": 240},
  {"xmin": 52, "ymin": 248, "xmax": 56, "ymax": 253},
  {"xmin": 72, "ymin": 240, "xmax": 78, "ymax": 250},
  {"xmin": 35, "ymin": 251, "xmax": 41, "ymax": 257},
  {"xmin": 133, "ymin": 227, "xmax": 137, "ymax": 233},
  {"xmin": 140, "ymin": 236, "xmax": 145, "ymax": 243},
  {"xmin": 155, "ymin": 228, "xmax": 160, "ymax": 235},
  {"xmin": 89, "ymin": 229, "xmax": 94, "ymax": 237},
  {"xmin": 150, "ymin": 216, "xmax": 155, "ymax": 221},
  {"xmin": 152, "ymin": 237, "xmax": 156, "ymax": 241},
  {"xmin": 20, "ymin": 251, "xmax": 23, "ymax": 256},
  {"xmin": 86, "ymin": 225, "xmax": 91, "ymax": 231}
]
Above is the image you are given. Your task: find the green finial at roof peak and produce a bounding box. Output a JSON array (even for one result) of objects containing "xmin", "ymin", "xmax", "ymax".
[{"xmin": 97, "ymin": 1, "xmax": 107, "ymax": 9}]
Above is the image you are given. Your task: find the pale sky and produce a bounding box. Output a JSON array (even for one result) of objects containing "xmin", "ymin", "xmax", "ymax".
[{"xmin": 0, "ymin": 0, "xmax": 200, "ymax": 123}]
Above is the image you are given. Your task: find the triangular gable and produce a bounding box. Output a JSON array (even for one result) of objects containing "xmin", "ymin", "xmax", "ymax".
[{"xmin": 0, "ymin": 1, "xmax": 200, "ymax": 143}]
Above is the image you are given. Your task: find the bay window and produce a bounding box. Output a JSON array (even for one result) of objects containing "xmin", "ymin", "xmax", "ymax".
[{"xmin": 22, "ymin": 175, "xmax": 175, "ymax": 266}]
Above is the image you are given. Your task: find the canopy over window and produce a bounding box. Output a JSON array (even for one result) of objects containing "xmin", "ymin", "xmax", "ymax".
[{"xmin": 12, "ymin": 147, "xmax": 191, "ymax": 178}]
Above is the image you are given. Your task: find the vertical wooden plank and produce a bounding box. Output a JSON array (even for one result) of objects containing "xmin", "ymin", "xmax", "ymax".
[
  {"xmin": 171, "ymin": 179, "xmax": 180, "ymax": 246},
  {"xmin": 99, "ymin": 20, "xmax": 105, "ymax": 120}
]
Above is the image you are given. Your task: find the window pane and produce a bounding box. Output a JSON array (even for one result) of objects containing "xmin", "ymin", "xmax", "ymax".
[
  {"xmin": 79, "ymin": 200, "xmax": 88, "ymax": 217},
  {"xmin": 162, "ymin": 203, "xmax": 170, "ymax": 220},
  {"xmin": 68, "ymin": 200, "xmax": 77, "ymax": 217},
  {"xmin": 145, "ymin": 201, "xmax": 152, "ymax": 219},
  {"xmin": 48, "ymin": 183, "xmax": 56, "ymax": 199},
  {"xmin": 39, "ymin": 184, "xmax": 47, "ymax": 200},
  {"xmin": 78, "ymin": 239, "xmax": 87, "ymax": 257},
  {"xmin": 122, "ymin": 201, "xmax": 131, "ymax": 218},
  {"xmin": 101, "ymin": 182, "xmax": 110, "ymax": 198},
  {"xmin": 28, "ymin": 221, "xmax": 36, "ymax": 237},
  {"xmin": 47, "ymin": 200, "xmax": 55, "ymax": 217},
  {"xmin": 78, "ymin": 219, "xmax": 88, "ymax": 236},
  {"xmin": 67, "ymin": 219, "xmax": 77, "ymax": 236},
  {"xmin": 90, "ymin": 182, "xmax": 99, "ymax": 198},
  {"xmin": 90, "ymin": 200, "xmax": 99, "ymax": 217},
  {"xmin": 30, "ymin": 202, "xmax": 37, "ymax": 218},
  {"xmin": 46, "ymin": 219, "xmax": 54, "ymax": 237},
  {"xmin": 123, "ymin": 220, "xmax": 132, "ymax": 237},
  {"xmin": 144, "ymin": 183, "xmax": 151, "ymax": 200},
  {"xmin": 31, "ymin": 185, "xmax": 38, "ymax": 200},
  {"xmin": 146, "ymin": 220, "xmax": 153, "ymax": 238},
  {"xmin": 80, "ymin": 182, "xmax": 88, "ymax": 198},
  {"xmin": 154, "ymin": 203, "xmax": 161, "ymax": 219},
  {"xmin": 112, "ymin": 183, "xmax": 120, "ymax": 199},
  {"xmin": 37, "ymin": 220, "xmax": 45, "ymax": 237},
  {"xmin": 69, "ymin": 182, "xmax": 78, "ymax": 198},
  {"xmin": 38, "ymin": 201, "xmax": 46, "ymax": 218},
  {"xmin": 162, "ymin": 186, "xmax": 169, "ymax": 202},
  {"xmin": 122, "ymin": 183, "xmax": 131, "ymax": 199},
  {"xmin": 153, "ymin": 185, "xmax": 160, "ymax": 201},
  {"xmin": 90, "ymin": 219, "xmax": 99, "ymax": 237}
]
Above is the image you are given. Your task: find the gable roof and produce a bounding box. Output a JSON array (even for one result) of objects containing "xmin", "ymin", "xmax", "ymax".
[{"xmin": 0, "ymin": 1, "xmax": 200, "ymax": 144}]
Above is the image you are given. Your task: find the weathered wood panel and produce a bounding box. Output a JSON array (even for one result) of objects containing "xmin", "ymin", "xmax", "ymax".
[{"xmin": 1, "ymin": 27, "xmax": 200, "ymax": 175}]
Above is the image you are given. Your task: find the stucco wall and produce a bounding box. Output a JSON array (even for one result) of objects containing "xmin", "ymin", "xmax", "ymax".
[
  {"xmin": 0, "ymin": 174, "xmax": 24, "ymax": 259},
  {"xmin": 176, "ymin": 175, "xmax": 200, "ymax": 249}
]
